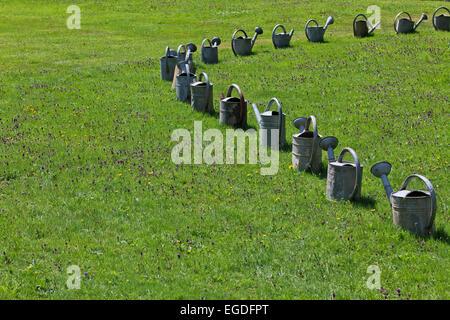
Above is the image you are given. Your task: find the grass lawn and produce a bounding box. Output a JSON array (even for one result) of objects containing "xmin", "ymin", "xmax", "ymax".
[{"xmin": 0, "ymin": 0, "xmax": 448, "ymax": 299}]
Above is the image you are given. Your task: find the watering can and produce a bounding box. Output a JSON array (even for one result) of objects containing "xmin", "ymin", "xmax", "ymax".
[
  {"xmin": 190, "ymin": 72, "xmax": 214, "ymax": 114},
  {"xmin": 292, "ymin": 116, "xmax": 322, "ymax": 173},
  {"xmin": 371, "ymin": 162, "xmax": 437, "ymax": 236},
  {"xmin": 433, "ymin": 7, "xmax": 450, "ymax": 31},
  {"xmin": 394, "ymin": 12, "xmax": 428, "ymax": 34},
  {"xmin": 160, "ymin": 46, "xmax": 178, "ymax": 81},
  {"xmin": 176, "ymin": 43, "xmax": 197, "ymax": 74},
  {"xmin": 272, "ymin": 24, "xmax": 294, "ymax": 48},
  {"xmin": 353, "ymin": 14, "xmax": 380, "ymax": 37},
  {"xmin": 201, "ymin": 37, "xmax": 221, "ymax": 64},
  {"xmin": 219, "ymin": 84, "xmax": 247, "ymax": 128},
  {"xmin": 320, "ymin": 138, "xmax": 363, "ymax": 201},
  {"xmin": 231, "ymin": 27, "xmax": 263, "ymax": 56},
  {"xmin": 305, "ymin": 16, "xmax": 334, "ymax": 42},
  {"xmin": 251, "ymin": 98, "xmax": 286, "ymax": 149},
  {"xmin": 176, "ymin": 64, "xmax": 196, "ymax": 103}
]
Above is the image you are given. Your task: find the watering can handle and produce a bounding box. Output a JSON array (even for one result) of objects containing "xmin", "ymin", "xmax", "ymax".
[
  {"xmin": 177, "ymin": 44, "xmax": 186, "ymax": 56},
  {"xmin": 400, "ymin": 174, "xmax": 437, "ymax": 235},
  {"xmin": 353, "ymin": 14, "xmax": 368, "ymax": 32},
  {"xmin": 272, "ymin": 24, "xmax": 287, "ymax": 48},
  {"xmin": 226, "ymin": 84, "xmax": 245, "ymax": 125},
  {"xmin": 305, "ymin": 19, "xmax": 318, "ymax": 41},
  {"xmin": 432, "ymin": 7, "xmax": 450, "ymax": 30},
  {"xmin": 201, "ymin": 38, "xmax": 212, "ymax": 61},
  {"xmin": 304, "ymin": 115, "xmax": 319, "ymax": 170},
  {"xmin": 394, "ymin": 12, "xmax": 412, "ymax": 34},
  {"xmin": 231, "ymin": 29, "xmax": 248, "ymax": 56},
  {"xmin": 165, "ymin": 46, "xmax": 171, "ymax": 74},
  {"xmin": 337, "ymin": 147, "xmax": 362, "ymax": 200},
  {"xmin": 266, "ymin": 98, "xmax": 283, "ymax": 145}
]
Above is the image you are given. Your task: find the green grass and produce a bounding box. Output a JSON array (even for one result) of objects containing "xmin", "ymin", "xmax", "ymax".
[{"xmin": 0, "ymin": 0, "xmax": 448, "ymax": 299}]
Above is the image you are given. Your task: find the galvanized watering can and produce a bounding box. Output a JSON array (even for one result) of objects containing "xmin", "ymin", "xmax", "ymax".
[
  {"xmin": 371, "ymin": 162, "xmax": 437, "ymax": 236},
  {"xmin": 201, "ymin": 37, "xmax": 221, "ymax": 64},
  {"xmin": 292, "ymin": 116, "xmax": 322, "ymax": 173},
  {"xmin": 394, "ymin": 12, "xmax": 428, "ymax": 34},
  {"xmin": 176, "ymin": 65, "xmax": 196, "ymax": 103},
  {"xmin": 305, "ymin": 16, "xmax": 334, "ymax": 42},
  {"xmin": 160, "ymin": 46, "xmax": 178, "ymax": 81},
  {"xmin": 320, "ymin": 138, "xmax": 362, "ymax": 201},
  {"xmin": 353, "ymin": 14, "xmax": 380, "ymax": 37},
  {"xmin": 176, "ymin": 43, "xmax": 197, "ymax": 74},
  {"xmin": 190, "ymin": 72, "xmax": 213, "ymax": 114},
  {"xmin": 251, "ymin": 98, "xmax": 286, "ymax": 149},
  {"xmin": 272, "ymin": 24, "xmax": 294, "ymax": 48},
  {"xmin": 433, "ymin": 7, "xmax": 450, "ymax": 31},
  {"xmin": 219, "ymin": 84, "xmax": 247, "ymax": 128},
  {"xmin": 231, "ymin": 27, "xmax": 263, "ymax": 56}
]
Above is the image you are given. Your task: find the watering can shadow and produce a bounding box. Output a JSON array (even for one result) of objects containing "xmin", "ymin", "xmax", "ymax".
[
  {"xmin": 305, "ymin": 16, "xmax": 334, "ymax": 42},
  {"xmin": 231, "ymin": 27, "xmax": 263, "ymax": 56},
  {"xmin": 251, "ymin": 98, "xmax": 286, "ymax": 150},
  {"xmin": 371, "ymin": 161, "xmax": 437, "ymax": 236},
  {"xmin": 432, "ymin": 7, "xmax": 450, "ymax": 31},
  {"xmin": 272, "ymin": 24, "xmax": 294, "ymax": 48},
  {"xmin": 353, "ymin": 14, "xmax": 380, "ymax": 37},
  {"xmin": 394, "ymin": 12, "xmax": 428, "ymax": 34}
]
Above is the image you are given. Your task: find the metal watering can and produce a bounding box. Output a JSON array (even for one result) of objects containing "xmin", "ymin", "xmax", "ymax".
[
  {"xmin": 160, "ymin": 46, "xmax": 178, "ymax": 81},
  {"xmin": 176, "ymin": 64, "xmax": 196, "ymax": 103},
  {"xmin": 292, "ymin": 116, "xmax": 322, "ymax": 173},
  {"xmin": 231, "ymin": 27, "xmax": 263, "ymax": 56},
  {"xmin": 190, "ymin": 72, "xmax": 214, "ymax": 114},
  {"xmin": 353, "ymin": 14, "xmax": 380, "ymax": 37},
  {"xmin": 394, "ymin": 12, "xmax": 428, "ymax": 34},
  {"xmin": 219, "ymin": 84, "xmax": 247, "ymax": 128},
  {"xmin": 371, "ymin": 162, "xmax": 437, "ymax": 236},
  {"xmin": 176, "ymin": 43, "xmax": 197, "ymax": 74},
  {"xmin": 272, "ymin": 24, "xmax": 294, "ymax": 48},
  {"xmin": 251, "ymin": 98, "xmax": 286, "ymax": 149},
  {"xmin": 433, "ymin": 7, "xmax": 450, "ymax": 31},
  {"xmin": 305, "ymin": 16, "xmax": 334, "ymax": 42},
  {"xmin": 201, "ymin": 37, "xmax": 221, "ymax": 64},
  {"xmin": 320, "ymin": 137, "xmax": 362, "ymax": 201}
]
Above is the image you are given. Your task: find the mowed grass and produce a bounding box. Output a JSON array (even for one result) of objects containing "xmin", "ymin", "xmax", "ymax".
[{"xmin": 0, "ymin": 0, "xmax": 448, "ymax": 299}]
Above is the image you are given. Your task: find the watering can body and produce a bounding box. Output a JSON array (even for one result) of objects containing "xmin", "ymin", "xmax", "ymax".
[
  {"xmin": 305, "ymin": 17, "xmax": 334, "ymax": 42},
  {"xmin": 201, "ymin": 38, "xmax": 220, "ymax": 64},
  {"xmin": 326, "ymin": 148, "xmax": 362, "ymax": 201},
  {"xmin": 433, "ymin": 7, "xmax": 450, "ymax": 31},
  {"xmin": 252, "ymin": 98, "xmax": 286, "ymax": 149},
  {"xmin": 272, "ymin": 24, "xmax": 294, "ymax": 48},
  {"xmin": 176, "ymin": 68, "xmax": 196, "ymax": 103},
  {"xmin": 292, "ymin": 116, "xmax": 322, "ymax": 173},
  {"xmin": 160, "ymin": 47, "xmax": 178, "ymax": 81},
  {"xmin": 190, "ymin": 72, "xmax": 214, "ymax": 114},
  {"xmin": 394, "ymin": 12, "xmax": 428, "ymax": 34},
  {"xmin": 391, "ymin": 175, "xmax": 436, "ymax": 236},
  {"xmin": 219, "ymin": 84, "xmax": 247, "ymax": 128}
]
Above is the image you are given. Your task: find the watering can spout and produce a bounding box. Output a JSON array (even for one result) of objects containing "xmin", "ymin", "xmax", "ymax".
[
  {"xmin": 289, "ymin": 29, "xmax": 294, "ymax": 38},
  {"xmin": 251, "ymin": 27, "xmax": 264, "ymax": 48},
  {"xmin": 251, "ymin": 103, "xmax": 263, "ymax": 126},
  {"xmin": 368, "ymin": 21, "xmax": 381, "ymax": 34},
  {"xmin": 324, "ymin": 16, "xmax": 334, "ymax": 31},
  {"xmin": 414, "ymin": 13, "xmax": 428, "ymax": 30},
  {"xmin": 319, "ymin": 136, "xmax": 339, "ymax": 162},
  {"xmin": 371, "ymin": 162, "xmax": 394, "ymax": 205}
]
